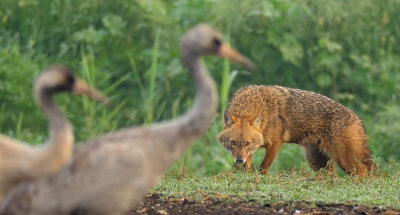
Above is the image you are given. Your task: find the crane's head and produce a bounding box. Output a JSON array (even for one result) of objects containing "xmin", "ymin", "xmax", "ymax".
[
  {"xmin": 180, "ymin": 24, "xmax": 255, "ymax": 69},
  {"xmin": 34, "ymin": 65, "xmax": 110, "ymax": 104}
]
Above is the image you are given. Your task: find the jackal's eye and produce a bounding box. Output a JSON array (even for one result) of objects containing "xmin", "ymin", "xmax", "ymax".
[
  {"xmin": 230, "ymin": 140, "xmax": 236, "ymax": 146},
  {"xmin": 245, "ymin": 141, "xmax": 251, "ymax": 146}
]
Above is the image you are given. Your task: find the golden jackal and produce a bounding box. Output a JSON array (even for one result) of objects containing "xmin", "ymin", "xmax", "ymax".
[{"xmin": 217, "ymin": 85, "xmax": 373, "ymax": 176}]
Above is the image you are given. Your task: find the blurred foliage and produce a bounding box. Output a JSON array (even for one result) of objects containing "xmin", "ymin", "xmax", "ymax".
[{"xmin": 0, "ymin": 0, "xmax": 399, "ymax": 175}]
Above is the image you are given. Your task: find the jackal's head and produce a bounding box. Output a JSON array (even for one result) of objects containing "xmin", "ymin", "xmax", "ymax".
[{"xmin": 217, "ymin": 110, "xmax": 264, "ymax": 165}]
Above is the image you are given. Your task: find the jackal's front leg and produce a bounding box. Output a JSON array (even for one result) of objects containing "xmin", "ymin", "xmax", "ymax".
[
  {"xmin": 244, "ymin": 154, "xmax": 253, "ymax": 170},
  {"xmin": 260, "ymin": 139, "xmax": 282, "ymax": 174}
]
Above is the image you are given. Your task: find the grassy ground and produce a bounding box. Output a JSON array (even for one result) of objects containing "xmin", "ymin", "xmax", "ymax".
[{"xmin": 154, "ymin": 168, "xmax": 400, "ymax": 210}]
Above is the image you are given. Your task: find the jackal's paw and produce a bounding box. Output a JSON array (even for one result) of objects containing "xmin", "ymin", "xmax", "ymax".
[{"xmin": 259, "ymin": 167, "xmax": 268, "ymax": 175}]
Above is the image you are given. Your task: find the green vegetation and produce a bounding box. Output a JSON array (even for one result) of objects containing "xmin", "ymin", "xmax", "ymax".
[
  {"xmin": 156, "ymin": 168, "xmax": 400, "ymax": 209},
  {"xmin": 1, "ymin": 0, "xmax": 399, "ymax": 178}
]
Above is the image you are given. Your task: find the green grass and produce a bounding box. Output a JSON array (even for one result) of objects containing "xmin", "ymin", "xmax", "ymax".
[
  {"xmin": 145, "ymin": 29, "xmax": 161, "ymax": 124},
  {"xmin": 154, "ymin": 168, "xmax": 400, "ymax": 209},
  {"xmin": 1, "ymin": 0, "xmax": 400, "ymax": 172}
]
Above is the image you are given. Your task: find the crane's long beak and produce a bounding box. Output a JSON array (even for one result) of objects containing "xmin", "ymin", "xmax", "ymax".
[
  {"xmin": 218, "ymin": 44, "xmax": 256, "ymax": 70},
  {"xmin": 73, "ymin": 79, "xmax": 110, "ymax": 104}
]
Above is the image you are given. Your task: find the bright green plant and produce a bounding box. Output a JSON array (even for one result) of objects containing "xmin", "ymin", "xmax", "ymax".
[{"xmin": 0, "ymin": 0, "xmax": 399, "ymax": 176}]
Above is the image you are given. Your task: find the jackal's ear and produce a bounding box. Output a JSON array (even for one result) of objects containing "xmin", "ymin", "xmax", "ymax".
[
  {"xmin": 224, "ymin": 110, "xmax": 235, "ymax": 127},
  {"xmin": 253, "ymin": 114, "xmax": 261, "ymax": 128}
]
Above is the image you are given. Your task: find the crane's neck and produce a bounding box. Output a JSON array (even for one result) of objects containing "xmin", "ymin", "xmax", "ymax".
[
  {"xmin": 181, "ymin": 53, "xmax": 217, "ymax": 131},
  {"xmin": 32, "ymin": 91, "xmax": 74, "ymax": 174},
  {"xmin": 147, "ymin": 52, "xmax": 217, "ymax": 171}
]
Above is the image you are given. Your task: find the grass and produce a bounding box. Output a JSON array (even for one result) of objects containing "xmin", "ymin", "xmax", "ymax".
[
  {"xmin": 145, "ymin": 29, "xmax": 161, "ymax": 124},
  {"xmin": 154, "ymin": 168, "xmax": 400, "ymax": 209},
  {"xmin": 1, "ymin": 0, "xmax": 400, "ymax": 173}
]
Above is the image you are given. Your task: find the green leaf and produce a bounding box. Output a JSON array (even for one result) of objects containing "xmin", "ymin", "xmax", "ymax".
[
  {"xmin": 279, "ymin": 34, "xmax": 304, "ymax": 66},
  {"xmin": 316, "ymin": 73, "xmax": 332, "ymax": 88},
  {"xmin": 102, "ymin": 14, "xmax": 127, "ymax": 36},
  {"xmin": 73, "ymin": 26, "xmax": 107, "ymax": 44}
]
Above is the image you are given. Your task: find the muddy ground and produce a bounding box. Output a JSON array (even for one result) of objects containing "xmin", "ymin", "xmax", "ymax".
[{"xmin": 127, "ymin": 194, "xmax": 399, "ymax": 215}]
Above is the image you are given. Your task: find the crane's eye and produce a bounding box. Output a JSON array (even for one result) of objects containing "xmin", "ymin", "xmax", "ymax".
[
  {"xmin": 230, "ymin": 140, "xmax": 236, "ymax": 146},
  {"xmin": 66, "ymin": 73, "xmax": 75, "ymax": 85},
  {"xmin": 213, "ymin": 37, "xmax": 221, "ymax": 47},
  {"xmin": 245, "ymin": 141, "xmax": 251, "ymax": 146}
]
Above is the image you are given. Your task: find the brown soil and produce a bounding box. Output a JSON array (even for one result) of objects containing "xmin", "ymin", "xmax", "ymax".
[{"xmin": 127, "ymin": 194, "xmax": 400, "ymax": 215}]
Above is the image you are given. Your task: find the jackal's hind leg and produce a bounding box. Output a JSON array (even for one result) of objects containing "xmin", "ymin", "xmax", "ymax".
[{"xmin": 304, "ymin": 144, "xmax": 335, "ymax": 173}]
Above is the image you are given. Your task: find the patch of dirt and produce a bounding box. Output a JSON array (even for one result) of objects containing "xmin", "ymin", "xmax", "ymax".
[{"xmin": 127, "ymin": 194, "xmax": 399, "ymax": 215}]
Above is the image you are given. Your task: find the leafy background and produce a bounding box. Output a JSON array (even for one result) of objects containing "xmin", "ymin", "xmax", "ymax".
[{"xmin": 0, "ymin": 0, "xmax": 399, "ymax": 176}]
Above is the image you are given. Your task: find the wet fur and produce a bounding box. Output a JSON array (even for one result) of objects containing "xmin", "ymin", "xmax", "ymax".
[{"xmin": 217, "ymin": 85, "xmax": 373, "ymax": 176}]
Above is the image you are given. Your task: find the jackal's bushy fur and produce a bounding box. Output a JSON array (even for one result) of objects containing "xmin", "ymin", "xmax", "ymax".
[{"xmin": 217, "ymin": 85, "xmax": 373, "ymax": 176}]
